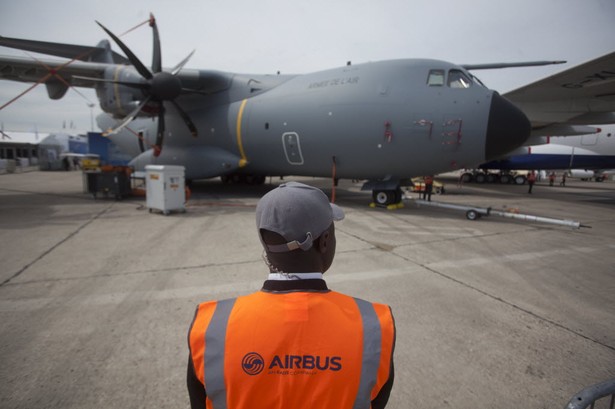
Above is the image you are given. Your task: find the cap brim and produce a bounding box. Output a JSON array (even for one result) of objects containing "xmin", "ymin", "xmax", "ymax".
[{"xmin": 330, "ymin": 203, "xmax": 345, "ymax": 221}]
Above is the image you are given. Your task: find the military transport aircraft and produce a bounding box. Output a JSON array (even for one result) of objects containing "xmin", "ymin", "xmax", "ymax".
[{"xmin": 1, "ymin": 14, "xmax": 614, "ymax": 205}]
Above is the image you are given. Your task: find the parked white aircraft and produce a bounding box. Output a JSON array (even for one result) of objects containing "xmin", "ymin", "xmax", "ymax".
[{"xmin": 480, "ymin": 125, "xmax": 615, "ymax": 177}]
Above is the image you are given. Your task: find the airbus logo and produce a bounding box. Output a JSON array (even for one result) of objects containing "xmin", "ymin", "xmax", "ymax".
[
  {"xmin": 269, "ymin": 354, "xmax": 342, "ymax": 371},
  {"xmin": 241, "ymin": 352, "xmax": 265, "ymax": 375},
  {"xmin": 242, "ymin": 353, "xmax": 342, "ymax": 376}
]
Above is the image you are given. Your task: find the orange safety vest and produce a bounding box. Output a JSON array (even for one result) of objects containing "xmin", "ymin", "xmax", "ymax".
[{"xmin": 189, "ymin": 290, "xmax": 395, "ymax": 409}]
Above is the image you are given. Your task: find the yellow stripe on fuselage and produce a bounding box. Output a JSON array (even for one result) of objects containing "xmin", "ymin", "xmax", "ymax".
[
  {"xmin": 113, "ymin": 66, "xmax": 124, "ymax": 116},
  {"xmin": 236, "ymin": 98, "xmax": 249, "ymax": 167}
]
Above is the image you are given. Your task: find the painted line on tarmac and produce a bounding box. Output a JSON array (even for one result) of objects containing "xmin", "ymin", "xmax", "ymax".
[
  {"xmin": 0, "ymin": 269, "xmax": 410, "ymax": 312},
  {"xmin": 0, "ymin": 204, "xmax": 115, "ymax": 287}
]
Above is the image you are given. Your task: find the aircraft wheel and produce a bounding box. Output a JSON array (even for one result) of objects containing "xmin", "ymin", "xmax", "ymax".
[
  {"xmin": 373, "ymin": 190, "xmax": 395, "ymax": 206},
  {"xmin": 514, "ymin": 175, "xmax": 527, "ymax": 185},
  {"xmin": 461, "ymin": 172, "xmax": 473, "ymax": 183},
  {"xmin": 466, "ymin": 209, "xmax": 481, "ymax": 220}
]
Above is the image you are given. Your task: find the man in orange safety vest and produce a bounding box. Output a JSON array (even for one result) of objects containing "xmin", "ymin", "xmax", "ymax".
[
  {"xmin": 423, "ymin": 175, "xmax": 434, "ymax": 201},
  {"xmin": 187, "ymin": 182, "xmax": 396, "ymax": 409}
]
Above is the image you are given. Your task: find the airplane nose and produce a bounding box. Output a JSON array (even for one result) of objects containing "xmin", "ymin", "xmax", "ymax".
[{"xmin": 484, "ymin": 92, "xmax": 531, "ymax": 160}]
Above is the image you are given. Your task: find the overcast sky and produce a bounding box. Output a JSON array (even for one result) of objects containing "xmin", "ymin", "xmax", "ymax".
[{"xmin": 1, "ymin": 0, "xmax": 614, "ymax": 133}]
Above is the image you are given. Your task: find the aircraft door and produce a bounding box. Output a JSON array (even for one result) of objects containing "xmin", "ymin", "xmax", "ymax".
[{"xmin": 282, "ymin": 132, "xmax": 304, "ymax": 165}]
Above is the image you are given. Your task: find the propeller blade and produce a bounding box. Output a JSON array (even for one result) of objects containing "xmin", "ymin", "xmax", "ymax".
[
  {"xmin": 150, "ymin": 13, "xmax": 162, "ymax": 74},
  {"xmin": 102, "ymin": 97, "xmax": 151, "ymax": 136},
  {"xmin": 170, "ymin": 100, "xmax": 198, "ymax": 137},
  {"xmin": 96, "ymin": 20, "xmax": 153, "ymax": 80},
  {"xmin": 171, "ymin": 50, "xmax": 195, "ymax": 76},
  {"xmin": 153, "ymin": 103, "xmax": 165, "ymax": 157}
]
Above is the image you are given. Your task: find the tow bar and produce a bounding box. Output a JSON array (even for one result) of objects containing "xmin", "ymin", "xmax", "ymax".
[{"xmin": 414, "ymin": 199, "xmax": 590, "ymax": 229}]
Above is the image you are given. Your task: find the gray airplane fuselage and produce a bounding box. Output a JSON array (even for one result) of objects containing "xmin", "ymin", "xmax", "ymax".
[{"xmin": 123, "ymin": 59, "xmax": 528, "ymax": 183}]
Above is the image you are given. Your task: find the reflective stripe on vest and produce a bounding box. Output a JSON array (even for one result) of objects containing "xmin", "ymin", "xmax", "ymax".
[
  {"xmin": 204, "ymin": 298, "xmax": 236, "ymax": 409},
  {"xmin": 352, "ymin": 297, "xmax": 382, "ymax": 409},
  {"xmin": 202, "ymin": 296, "xmax": 383, "ymax": 409}
]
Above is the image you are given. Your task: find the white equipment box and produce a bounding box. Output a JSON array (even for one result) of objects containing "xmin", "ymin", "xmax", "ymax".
[{"xmin": 145, "ymin": 165, "xmax": 186, "ymax": 215}]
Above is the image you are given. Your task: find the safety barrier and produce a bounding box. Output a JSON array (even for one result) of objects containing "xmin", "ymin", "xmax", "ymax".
[{"xmin": 564, "ymin": 378, "xmax": 615, "ymax": 409}]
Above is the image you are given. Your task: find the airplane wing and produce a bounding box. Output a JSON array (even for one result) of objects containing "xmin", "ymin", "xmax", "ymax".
[
  {"xmin": 0, "ymin": 35, "xmax": 129, "ymax": 64},
  {"xmin": 503, "ymin": 51, "xmax": 615, "ymax": 136},
  {"xmin": 0, "ymin": 34, "xmax": 234, "ymax": 99},
  {"xmin": 0, "ymin": 54, "xmax": 109, "ymax": 90},
  {"xmin": 0, "ymin": 54, "xmax": 232, "ymax": 94}
]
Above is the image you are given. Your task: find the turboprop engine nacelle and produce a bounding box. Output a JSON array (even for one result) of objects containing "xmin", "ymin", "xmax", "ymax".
[{"xmin": 95, "ymin": 66, "xmax": 147, "ymax": 119}]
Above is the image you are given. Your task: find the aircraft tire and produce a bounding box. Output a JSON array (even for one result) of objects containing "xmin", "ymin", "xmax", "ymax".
[
  {"xmin": 514, "ymin": 175, "xmax": 527, "ymax": 185},
  {"xmin": 373, "ymin": 190, "xmax": 396, "ymax": 206},
  {"xmin": 466, "ymin": 210, "xmax": 481, "ymax": 220}
]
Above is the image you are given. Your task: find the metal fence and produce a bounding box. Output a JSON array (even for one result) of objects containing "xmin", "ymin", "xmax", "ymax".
[{"xmin": 565, "ymin": 378, "xmax": 615, "ymax": 409}]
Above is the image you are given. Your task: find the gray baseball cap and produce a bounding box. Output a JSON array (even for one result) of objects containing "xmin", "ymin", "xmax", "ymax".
[{"xmin": 256, "ymin": 182, "xmax": 344, "ymax": 253}]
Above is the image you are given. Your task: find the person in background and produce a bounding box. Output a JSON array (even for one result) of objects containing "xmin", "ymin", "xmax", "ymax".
[
  {"xmin": 527, "ymin": 170, "xmax": 536, "ymax": 194},
  {"xmin": 423, "ymin": 175, "xmax": 434, "ymax": 201}
]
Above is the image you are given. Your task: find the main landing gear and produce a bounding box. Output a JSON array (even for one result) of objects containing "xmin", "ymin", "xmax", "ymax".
[{"xmin": 371, "ymin": 188, "xmax": 404, "ymax": 208}]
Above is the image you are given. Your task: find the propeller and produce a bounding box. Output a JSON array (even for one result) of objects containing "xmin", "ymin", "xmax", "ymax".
[{"xmin": 96, "ymin": 14, "xmax": 198, "ymax": 157}]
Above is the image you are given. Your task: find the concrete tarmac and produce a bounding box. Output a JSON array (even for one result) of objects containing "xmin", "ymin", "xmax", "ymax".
[{"xmin": 1, "ymin": 170, "xmax": 614, "ymax": 409}]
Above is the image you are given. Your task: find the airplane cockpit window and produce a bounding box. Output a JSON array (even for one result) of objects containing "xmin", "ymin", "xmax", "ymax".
[
  {"xmin": 469, "ymin": 73, "xmax": 487, "ymax": 88},
  {"xmin": 427, "ymin": 70, "xmax": 445, "ymax": 86},
  {"xmin": 448, "ymin": 70, "xmax": 472, "ymax": 88}
]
